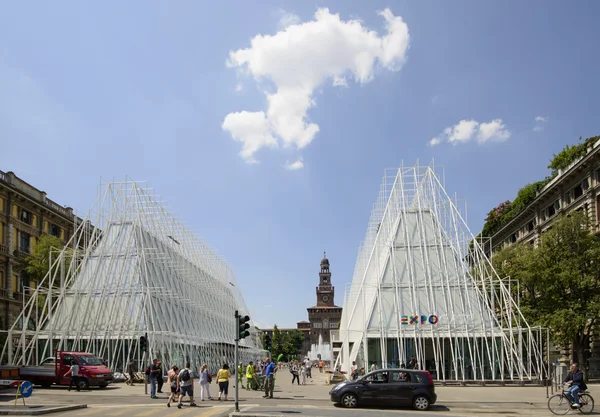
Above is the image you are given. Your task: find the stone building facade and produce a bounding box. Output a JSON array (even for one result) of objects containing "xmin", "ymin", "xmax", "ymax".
[
  {"xmin": 0, "ymin": 170, "xmax": 85, "ymax": 331},
  {"xmin": 483, "ymin": 137, "xmax": 600, "ymax": 377}
]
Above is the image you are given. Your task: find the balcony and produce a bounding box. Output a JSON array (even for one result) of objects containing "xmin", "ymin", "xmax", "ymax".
[
  {"xmin": 13, "ymin": 249, "xmax": 30, "ymax": 259},
  {"xmin": 0, "ymin": 289, "xmax": 31, "ymax": 303}
]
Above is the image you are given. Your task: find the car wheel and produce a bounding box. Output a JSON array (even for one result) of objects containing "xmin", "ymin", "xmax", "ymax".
[
  {"xmin": 77, "ymin": 379, "xmax": 90, "ymax": 391},
  {"xmin": 341, "ymin": 393, "xmax": 358, "ymax": 408},
  {"xmin": 413, "ymin": 395, "xmax": 430, "ymax": 411}
]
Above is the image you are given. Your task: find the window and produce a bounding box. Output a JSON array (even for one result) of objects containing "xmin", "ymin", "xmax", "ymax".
[
  {"xmin": 564, "ymin": 191, "xmax": 572, "ymax": 205},
  {"xmin": 364, "ymin": 371, "xmax": 389, "ymax": 383},
  {"xmin": 582, "ymin": 178, "xmax": 589, "ymax": 190},
  {"xmin": 574, "ymin": 184, "xmax": 583, "ymax": 199},
  {"xmin": 330, "ymin": 322, "xmax": 338, "ymax": 328},
  {"xmin": 547, "ymin": 204, "xmax": 556, "ymax": 217},
  {"xmin": 527, "ymin": 220, "xmax": 535, "ymax": 233},
  {"xmin": 62, "ymin": 354, "xmax": 74, "ymax": 366},
  {"xmin": 313, "ymin": 322, "xmax": 322, "ymax": 328},
  {"xmin": 391, "ymin": 371, "xmax": 411, "ymax": 383},
  {"xmin": 20, "ymin": 209, "xmax": 32, "ymax": 225},
  {"xmin": 50, "ymin": 224, "xmax": 60, "ymax": 237},
  {"xmin": 19, "ymin": 231, "xmax": 30, "ymax": 253},
  {"xmin": 510, "ymin": 233, "xmax": 517, "ymax": 243}
]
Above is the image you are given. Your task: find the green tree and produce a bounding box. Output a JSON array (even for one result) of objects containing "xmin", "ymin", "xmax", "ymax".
[
  {"xmin": 271, "ymin": 325, "xmax": 284, "ymax": 358},
  {"xmin": 24, "ymin": 234, "xmax": 66, "ymax": 283},
  {"xmin": 493, "ymin": 212, "xmax": 600, "ymax": 372}
]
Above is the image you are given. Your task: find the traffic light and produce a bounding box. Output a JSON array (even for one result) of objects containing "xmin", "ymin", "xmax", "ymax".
[
  {"xmin": 140, "ymin": 335, "xmax": 147, "ymax": 352},
  {"xmin": 264, "ymin": 333, "xmax": 272, "ymax": 351},
  {"xmin": 237, "ymin": 314, "xmax": 250, "ymax": 340}
]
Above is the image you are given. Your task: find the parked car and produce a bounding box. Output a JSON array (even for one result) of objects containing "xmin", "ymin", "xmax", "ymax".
[
  {"xmin": 19, "ymin": 351, "xmax": 113, "ymax": 390},
  {"xmin": 329, "ymin": 368, "xmax": 437, "ymax": 411}
]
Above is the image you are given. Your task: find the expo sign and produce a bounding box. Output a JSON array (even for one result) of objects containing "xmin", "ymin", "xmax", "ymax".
[{"xmin": 400, "ymin": 314, "xmax": 439, "ymax": 325}]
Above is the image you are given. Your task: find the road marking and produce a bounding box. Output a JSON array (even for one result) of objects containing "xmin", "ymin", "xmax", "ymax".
[
  {"xmin": 70, "ymin": 409, "xmax": 105, "ymax": 416},
  {"xmin": 133, "ymin": 409, "xmax": 160, "ymax": 417}
]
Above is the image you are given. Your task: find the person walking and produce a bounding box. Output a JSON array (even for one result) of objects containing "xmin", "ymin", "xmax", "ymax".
[
  {"xmin": 199, "ymin": 364, "xmax": 213, "ymax": 401},
  {"xmin": 64, "ymin": 360, "xmax": 81, "ymax": 392},
  {"xmin": 176, "ymin": 362, "xmax": 197, "ymax": 408},
  {"xmin": 246, "ymin": 361, "xmax": 256, "ymax": 390},
  {"xmin": 149, "ymin": 358, "xmax": 160, "ymax": 399},
  {"xmin": 166, "ymin": 366, "xmax": 179, "ymax": 407},
  {"xmin": 263, "ymin": 357, "xmax": 276, "ymax": 398},
  {"xmin": 291, "ymin": 362, "xmax": 300, "ymax": 385},
  {"xmin": 351, "ymin": 361, "xmax": 358, "ymax": 380},
  {"xmin": 237, "ymin": 362, "xmax": 243, "ymax": 388},
  {"xmin": 156, "ymin": 361, "xmax": 164, "ymax": 393},
  {"xmin": 300, "ymin": 361, "xmax": 307, "ymax": 385},
  {"xmin": 216, "ymin": 363, "xmax": 231, "ymax": 401},
  {"xmin": 318, "ymin": 361, "xmax": 323, "ymax": 373},
  {"xmin": 127, "ymin": 359, "xmax": 136, "ymax": 386}
]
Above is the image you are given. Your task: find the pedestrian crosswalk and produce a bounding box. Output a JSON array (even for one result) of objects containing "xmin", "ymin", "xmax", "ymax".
[{"xmin": 61, "ymin": 404, "xmax": 232, "ymax": 417}]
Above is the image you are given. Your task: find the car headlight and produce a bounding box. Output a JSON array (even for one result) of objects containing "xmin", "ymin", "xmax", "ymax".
[{"xmin": 331, "ymin": 382, "xmax": 346, "ymax": 392}]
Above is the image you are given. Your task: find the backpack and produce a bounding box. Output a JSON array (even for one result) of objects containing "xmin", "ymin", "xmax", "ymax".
[
  {"xmin": 207, "ymin": 372, "xmax": 212, "ymax": 383},
  {"xmin": 145, "ymin": 367, "xmax": 150, "ymax": 376},
  {"xmin": 180, "ymin": 368, "xmax": 190, "ymax": 382}
]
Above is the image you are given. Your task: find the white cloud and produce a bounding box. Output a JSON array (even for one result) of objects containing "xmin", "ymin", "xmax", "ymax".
[
  {"xmin": 223, "ymin": 8, "xmax": 410, "ymax": 163},
  {"xmin": 284, "ymin": 158, "xmax": 304, "ymax": 170},
  {"xmin": 277, "ymin": 10, "xmax": 301, "ymax": 28},
  {"xmin": 447, "ymin": 119, "xmax": 480, "ymax": 144},
  {"xmin": 533, "ymin": 116, "xmax": 549, "ymax": 132},
  {"xmin": 234, "ymin": 83, "xmax": 243, "ymax": 92},
  {"xmin": 477, "ymin": 119, "xmax": 511, "ymax": 143},
  {"xmin": 221, "ymin": 111, "xmax": 277, "ymax": 162},
  {"xmin": 429, "ymin": 118, "xmax": 511, "ymax": 146},
  {"xmin": 428, "ymin": 137, "xmax": 441, "ymax": 147}
]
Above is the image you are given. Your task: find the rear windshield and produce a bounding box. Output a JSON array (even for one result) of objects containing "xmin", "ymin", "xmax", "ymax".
[{"xmin": 78, "ymin": 356, "xmax": 104, "ymax": 366}]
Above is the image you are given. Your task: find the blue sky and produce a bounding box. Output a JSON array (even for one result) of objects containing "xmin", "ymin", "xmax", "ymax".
[{"xmin": 1, "ymin": 1, "xmax": 599, "ymax": 329}]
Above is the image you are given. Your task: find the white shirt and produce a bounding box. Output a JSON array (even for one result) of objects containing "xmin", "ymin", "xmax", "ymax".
[{"xmin": 70, "ymin": 364, "xmax": 80, "ymax": 376}]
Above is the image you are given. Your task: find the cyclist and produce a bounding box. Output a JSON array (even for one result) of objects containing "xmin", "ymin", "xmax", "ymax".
[{"xmin": 563, "ymin": 363, "xmax": 587, "ymax": 408}]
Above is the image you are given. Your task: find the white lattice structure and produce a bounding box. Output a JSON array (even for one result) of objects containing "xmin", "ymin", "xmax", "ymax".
[
  {"xmin": 1, "ymin": 180, "xmax": 264, "ymax": 373},
  {"xmin": 335, "ymin": 164, "xmax": 548, "ymax": 382}
]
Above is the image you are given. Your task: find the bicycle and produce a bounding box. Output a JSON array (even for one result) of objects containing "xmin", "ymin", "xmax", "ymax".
[{"xmin": 548, "ymin": 384, "xmax": 594, "ymax": 415}]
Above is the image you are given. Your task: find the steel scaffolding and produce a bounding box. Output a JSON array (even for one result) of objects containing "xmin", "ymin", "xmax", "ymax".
[
  {"xmin": 335, "ymin": 164, "xmax": 548, "ymax": 382},
  {"xmin": 1, "ymin": 180, "xmax": 264, "ymax": 373}
]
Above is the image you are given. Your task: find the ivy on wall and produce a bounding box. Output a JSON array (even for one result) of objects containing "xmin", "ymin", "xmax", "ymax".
[{"xmin": 474, "ymin": 135, "xmax": 600, "ymax": 242}]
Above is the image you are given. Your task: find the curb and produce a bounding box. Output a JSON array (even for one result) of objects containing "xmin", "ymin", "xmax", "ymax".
[
  {"xmin": 231, "ymin": 414, "xmax": 321, "ymax": 417},
  {"xmin": 0, "ymin": 404, "xmax": 87, "ymax": 415}
]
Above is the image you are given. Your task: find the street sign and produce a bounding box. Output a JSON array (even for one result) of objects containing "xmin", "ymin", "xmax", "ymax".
[{"xmin": 19, "ymin": 381, "xmax": 33, "ymax": 398}]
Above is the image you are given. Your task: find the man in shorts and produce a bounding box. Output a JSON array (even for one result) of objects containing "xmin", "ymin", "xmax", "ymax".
[{"xmin": 177, "ymin": 363, "xmax": 197, "ymax": 408}]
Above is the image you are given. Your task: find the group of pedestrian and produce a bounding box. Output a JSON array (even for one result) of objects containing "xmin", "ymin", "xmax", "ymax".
[
  {"xmin": 289, "ymin": 358, "xmax": 313, "ymax": 385},
  {"xmin": 142, "ymin": 358, "xmax": 243, "ymax": 408}
]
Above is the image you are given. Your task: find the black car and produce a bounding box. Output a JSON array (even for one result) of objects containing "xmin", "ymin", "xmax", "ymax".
[{"xmin": 329, "ymin": 368, "xmax": 437, "ymax": 411}]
